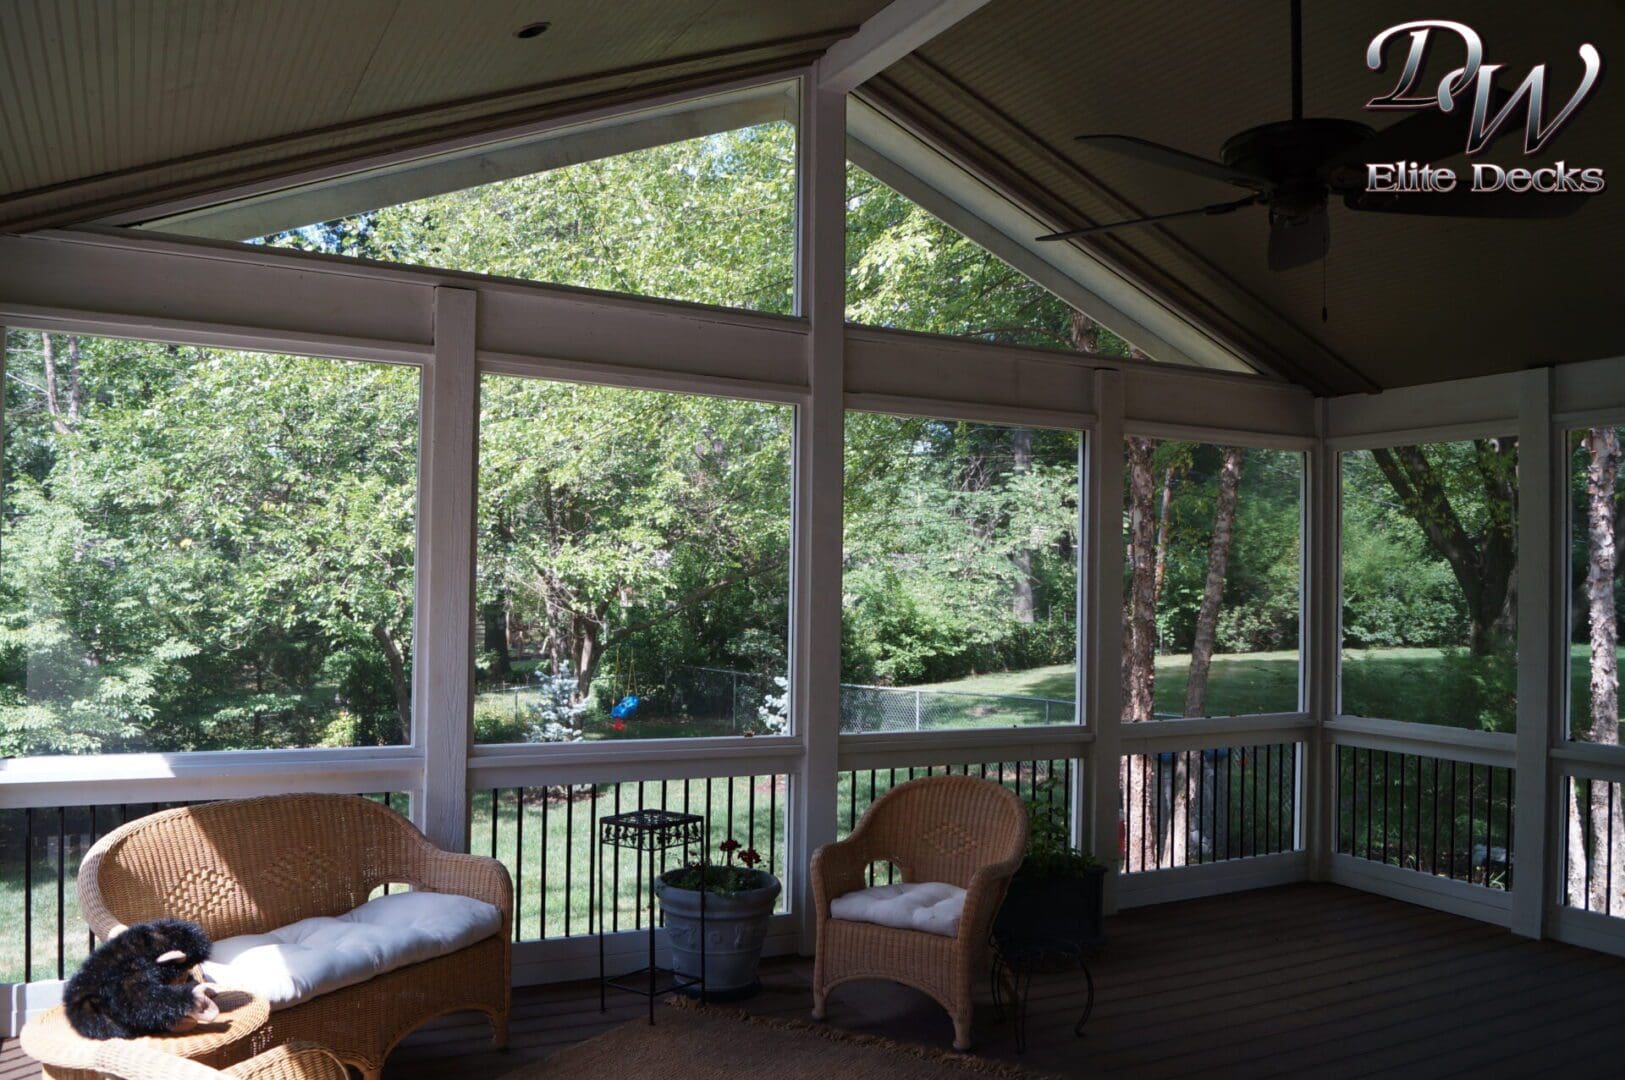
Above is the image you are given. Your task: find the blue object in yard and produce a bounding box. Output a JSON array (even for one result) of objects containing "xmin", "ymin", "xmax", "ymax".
[{"xmin": 611, "ymin": 695, "xmax": 642, "ymax": 719}]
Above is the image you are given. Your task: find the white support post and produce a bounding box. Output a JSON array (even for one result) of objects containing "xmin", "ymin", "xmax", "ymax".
[
  {"xmin": 1085, "ymin": 370, "xmax": 1125, "ymax": 910},
  {"xmin": 1511, "ymin": 367, "xmax": 1556, "ymax": 938},
  {"xmin": 790, "ymin": 74, "xmax": 846, "ymax": 950},
  {"xmin": 415, "ymin": 287, "xmax": 480, "ymax": 851},
  {"xmin": 1304, "ymin": 400, "xmax": 1339, "ymax": 876}
]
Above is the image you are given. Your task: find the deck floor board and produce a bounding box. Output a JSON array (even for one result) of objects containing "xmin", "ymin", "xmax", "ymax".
[{"xmin": 3, "ymin": 883, "xmax": 1621, "ymax": 1078}]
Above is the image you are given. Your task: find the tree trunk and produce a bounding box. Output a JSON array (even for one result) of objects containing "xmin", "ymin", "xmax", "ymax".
[
  {"xmin": 572, "ymin": 614, "xmax": 604, "ymax": 699},
  {"xmin": 1125, "ymin": 438, "xmax": 1158, "ymax": 724},
  {"xmin": 1582, "ymin": 428, "xmax": 1622, "ymax": 913},
  {"xmin": 1011, "ymin": 427, "xmax": 1036, "ymax": 623},
  {"xmin": 371, "ymin": 623, "xmax": 412, "ymax": 744},
  {"xmin": 1567, "ymin": 780, "xmax": 1588, "ymax": 907},
  {"xmin": 1068, "ymin": 310, "xmax": 1100, "ymax": 353},
  {"xmin": 1153, "ymin": 465, "xmax": 1178, "ymax": 602},
  {"xmin": 482, "ymin": 597, "xmax": 513, "ymax": 682},
  {"xmin": 1184, "ymin": 447, "xmax": 1244, "ymax": 718},
  {"xmin": 1123, "ymin": 438, "xmax": 1160, "ymax": 868}
]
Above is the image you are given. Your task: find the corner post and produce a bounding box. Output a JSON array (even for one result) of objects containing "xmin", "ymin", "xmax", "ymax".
[
  {"xmin": 790, "ymin": 72, "xmax": 845, "ymax": 950},
  {"xmin": 1085, "ymin": 369, "xmax": 1125, "ymax": 910},
  {"xmin": 1511, "ymin": 367, "xmax": 1556, "ymax": 938},
  {"xmin": 415, "ymin": 287, "xmax": 480, "ymax": 851},
  {"xmin": 1304, "ymin": 399, "xmax": 1339, "ymax": 877}
]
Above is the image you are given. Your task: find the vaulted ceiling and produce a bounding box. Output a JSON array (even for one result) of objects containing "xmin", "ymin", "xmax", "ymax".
[{"xmin": 0, "ymin": 0, "xmax": 1620, "ymax": 395}]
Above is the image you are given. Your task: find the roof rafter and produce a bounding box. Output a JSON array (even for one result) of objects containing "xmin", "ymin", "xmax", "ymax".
[{"xmin": 818, "ymin": 0, "xmax": 994, "ymax": 95}]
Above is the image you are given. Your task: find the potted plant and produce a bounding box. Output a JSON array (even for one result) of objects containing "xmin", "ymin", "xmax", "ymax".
[
  {"xmin": 656, "ymin": 838, "xmax": 781, "ymax": 998},
  {"xmin": 994, "ymin": 803, "xmax": 1110, "ymax": 953}
]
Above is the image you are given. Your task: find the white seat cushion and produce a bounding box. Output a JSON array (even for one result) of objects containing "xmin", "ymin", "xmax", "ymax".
[
  {"xmin": 829, "ymin": 881, "xmax": 966, "ymax": 938},
  {"xmin": 201, "ymin": 891, "xmax": 502, "ymax": 1010}
]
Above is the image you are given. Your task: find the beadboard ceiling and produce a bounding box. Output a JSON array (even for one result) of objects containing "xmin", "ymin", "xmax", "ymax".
[{"xmin": 0, "ymin": 0, "xmax": 1620, "ymax": 393}]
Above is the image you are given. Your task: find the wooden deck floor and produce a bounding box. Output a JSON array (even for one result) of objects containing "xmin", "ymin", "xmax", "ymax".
[{"xmin": 6, "ymin": 883, "xmax": 1625, "ymax": 1078}]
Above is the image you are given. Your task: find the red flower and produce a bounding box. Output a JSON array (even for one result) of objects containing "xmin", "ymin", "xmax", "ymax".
[
  {"xmin": 719, "ymin": 838, "xmax": 741, "ymax": 854},
  {"xmin": 738, "ymin": 848, "xmax": 762, "ymax": 868},
  {"xmin": 611, "ymin": 720, "xmax": 626, "ymax": 731}
]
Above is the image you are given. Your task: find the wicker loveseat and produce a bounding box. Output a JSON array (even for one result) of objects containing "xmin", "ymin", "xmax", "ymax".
[
  {"xmin": 17, "ymin": 1034, "xmax": 348, "ymax": 1080},
  {"xmin": 810, "ymin": 775, "xmax": 1027, "ymax": 1051},
  {"xmin": 78, "ymin": 793, "xmax": 512, "ymax": 1080}
]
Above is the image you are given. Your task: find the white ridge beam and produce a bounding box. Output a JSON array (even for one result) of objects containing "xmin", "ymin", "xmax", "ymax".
[{"xmin": 819, "ymin": 0, "xmax": 993, "ymax": 95}]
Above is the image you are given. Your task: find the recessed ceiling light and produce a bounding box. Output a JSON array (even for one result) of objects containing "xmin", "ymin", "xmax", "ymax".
[{"xmin": 515, "ymin": 22, "xmax": 550, "ymax": 39}]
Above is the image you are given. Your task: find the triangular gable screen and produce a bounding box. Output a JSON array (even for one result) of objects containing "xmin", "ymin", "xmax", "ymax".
[{"xmin": 138, "ymin": 83, "xmax": 801, "ymax": 315}]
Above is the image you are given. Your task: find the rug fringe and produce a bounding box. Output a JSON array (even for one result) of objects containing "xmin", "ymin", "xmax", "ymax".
[{"xmin": 666, "ymin": 996, "xmax": 1058, "ymax": 1079}]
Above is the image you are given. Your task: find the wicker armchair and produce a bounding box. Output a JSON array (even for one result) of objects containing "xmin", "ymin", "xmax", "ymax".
[
  {"xmin": 17, "ymin": 1035, "xmax": 348, "ymax": 1080},
  {"xmin": 811, "ymin": 775, "xmax": 1028, "ymax": 1051},
  {"xmin": 78, "ymin": 793, "xmax": 512, "ymax": 1080}
]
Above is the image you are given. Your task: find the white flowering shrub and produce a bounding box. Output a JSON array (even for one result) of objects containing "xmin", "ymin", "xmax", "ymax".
[
  {"xmin": 756, "ymin": 676, "xmax": 789, "ymax": 735},
  {"xmin": 523, "ymin": 669, "xmax": 588, "ymax": 743}
]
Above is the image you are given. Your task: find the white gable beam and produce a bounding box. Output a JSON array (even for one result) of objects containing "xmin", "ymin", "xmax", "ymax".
[{"xmin": 819, "ymin": 0, "xmax": 993, "ymax": 95}]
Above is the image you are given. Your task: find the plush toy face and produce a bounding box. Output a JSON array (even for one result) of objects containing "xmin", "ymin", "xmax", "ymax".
[{"xmin": 64, "ymin": 919, "xmax": 219, "ymax": 1039}]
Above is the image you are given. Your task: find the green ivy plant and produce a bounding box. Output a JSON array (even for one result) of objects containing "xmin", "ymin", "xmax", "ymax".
[{"xmin": 1018, "ymin": 796, "xmax": 1111, "ymax": 881}]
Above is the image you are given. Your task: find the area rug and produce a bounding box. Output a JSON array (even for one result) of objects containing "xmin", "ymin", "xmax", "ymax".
[{"xmin": 499, "ymin": 999, "xmax": 1055, "ymax": 1079}]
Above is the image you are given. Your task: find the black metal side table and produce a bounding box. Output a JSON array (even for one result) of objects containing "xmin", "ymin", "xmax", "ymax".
[
  {"xmin": 596, "ymin": 808, "xmax": 708, "ymax": 1023},
  {"xmin": 990, "ymin": 933, "xmax": 1096, "ymax": 1055}
]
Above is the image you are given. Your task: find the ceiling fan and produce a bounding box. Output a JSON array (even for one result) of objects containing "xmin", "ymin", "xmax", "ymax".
[{"xmin": 1036, "ymin": 1, "xmax": 1590, "ymax": 270}]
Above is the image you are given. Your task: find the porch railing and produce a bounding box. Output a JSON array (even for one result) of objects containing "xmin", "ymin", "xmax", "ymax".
[
  {"xmin": 1335, "ymin": 746, "xmax": 1513, "ymax": 890},
  {"xmin": 1120, "ymin": 743, "xmax": 1300, "ymax": 873},
  {"xmin": 471, "ymin": 774, "xmax": 789, "ymax": 942}
]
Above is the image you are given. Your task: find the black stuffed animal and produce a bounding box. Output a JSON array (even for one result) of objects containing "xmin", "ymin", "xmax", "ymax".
[{"xmin": 64, "ymin": 919, "xmax": 220, "ymax": 1039}]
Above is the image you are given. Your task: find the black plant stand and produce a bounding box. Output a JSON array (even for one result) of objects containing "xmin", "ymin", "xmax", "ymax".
[
  {"xmin": 596, "ymin": 808, "xmax": 707, "ymax": 1023},
  {"xmin": 990, "ymin": 934, "xmax": 1095, "ymax": 1055}
]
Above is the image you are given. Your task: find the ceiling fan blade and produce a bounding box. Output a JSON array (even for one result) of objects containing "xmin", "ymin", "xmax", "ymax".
[
  {"xmin": 1073, "ymin": 135, "xmax": 1270, "ymax": 190},
  {"xmin": 1325, "ymin": 83, "xmax": 1517, "ymax": 191},
  {"xmin": 1036, "ymin": 195, "xmax": 1261, "ymax": 242},
  {"xmin": 1344, "ymin": 188, "xmax": 1592, "ymax": 218},
  {"xmin": 1267, "ymin": 206, "xmax": 1329, "ymax": 271}
]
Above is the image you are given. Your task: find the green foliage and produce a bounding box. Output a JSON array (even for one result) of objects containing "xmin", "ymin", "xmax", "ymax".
[{"xmin": 1021, "ymin": 783, "xmax": 1110, "ymax": 879}]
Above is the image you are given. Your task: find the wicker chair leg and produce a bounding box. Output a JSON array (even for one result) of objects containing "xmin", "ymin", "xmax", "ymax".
[
  {"xmin": 951, "ymin": 1007, "xmax": 974, "ymax": 1053},
  {"xmin": 811, "ymin": 985, "xmax": 828, "ymax": 1021},
  {"xmin": 490, "ymin": 1008, "xmax": 510, "ymax": 1050}
]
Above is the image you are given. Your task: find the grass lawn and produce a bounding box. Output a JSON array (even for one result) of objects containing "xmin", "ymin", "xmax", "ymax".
[{"xmin": 909, "ymin": 649, "xmax": 1301, "ymax": 723}]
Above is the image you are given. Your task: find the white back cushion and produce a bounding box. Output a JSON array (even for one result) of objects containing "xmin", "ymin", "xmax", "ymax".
[
  {"xmin": 829, "ymin": 881, "xmax": 966, "ymax": 938},
  {"xmin": 202, "ymin": 891, "xmax": 502, "ymax": 1010}
]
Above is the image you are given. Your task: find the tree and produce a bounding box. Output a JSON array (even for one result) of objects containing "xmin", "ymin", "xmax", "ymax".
[
  {"xmin": 1568, "ymin": 427, "xmax": 1623, "ymax": 911},
  {"xmin": 1369, "ymin": 440, "xmax": 1516, "ymax": 656},
  {"xmin": 1184, "ymin": 447, "xmax": 1244, "ymax": 718}
]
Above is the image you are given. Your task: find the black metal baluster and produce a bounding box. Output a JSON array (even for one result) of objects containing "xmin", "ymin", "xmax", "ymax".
[
  {"xmin": 1503, "ymin": 767, "xmax": 1514, "ymax": 889},
  {"xmin": 1414, "ymin": 756, "xmax": 1423, "ymax": 872},
  {"xmin": 1432, "ymin": 758, "xmax": 1441, "ymax": 876},
  {"xmin": 514, "ymin": 788, "xmax": 524, "ymax": 942},
  {"xmin": 1448, "ymin": 762, "xmax": 1458, "ymax": 881},
  {"xmin": 87, "ymin": 805, "xmax": 99, "ymax": 955},
  {"xmin": 1364, "ymin": 749, "xmax": 1374, "ymax": 861},
  {"xmin": 24, "ymin": 808, "xmax": 34, "ymax": 982},
  {"xmin": 489, "ymin": 789, "xmax": 498, "ymax": 859},
  {"xmin": 566, "ymin": 787, "xmax": 576, "ymax": 936},
  {"xmin": 540, "ymin": 791, "xmax": 549, "ymax": 940},
  {"xmin": 1398, "ymin": 753, "xmax": 1406, "ymax": 868},
  {"xmin": 769, "ymin": 774, "xmax": 778, "ymax": 879},
  {"xmin": 1608, "ymin": 783, "xmax": 1616, "ymax": 917},
  {"xmin": 57, "ymin": 805, "xmax": 66, "ymax": 978},
  {"xmin": 612, "ymin": 785, "xmax": 622, "ymax": 932},
  {"xmin": 635, "ymin": 782, "xmax": 645, "ymax": 930},
  {"xmin": 849, "ymin": 769, "xmax": 858, "ymax": 833},
  {"xmin": 1198, "ymin": 750, "xmax": 1208, "ymax": 864},
  {"xmin": 1467, "ymin": 763, "xmax": 1477, "ymax": 885}
]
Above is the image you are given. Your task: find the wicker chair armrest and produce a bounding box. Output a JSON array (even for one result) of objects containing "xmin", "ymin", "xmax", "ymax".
[
  {"xmin": 810, "ymin": 835, "xmax": 880, "ymax": 920},
  {"xmin": 409, "ymin": 846, "xmax": 514, "ymax": 918},
  {"xmin": 226, "ymin": 1043, "xmax": 350, "ymax": 1080},
  {"xmin": 956, "ymin": 855, "xmax": 1024, "ymax": 946}
]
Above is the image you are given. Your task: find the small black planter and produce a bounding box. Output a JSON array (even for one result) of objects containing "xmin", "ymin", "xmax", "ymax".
[{"xmin": 994, "ymin": 863, "xmax": 1106, "ymax": 953}]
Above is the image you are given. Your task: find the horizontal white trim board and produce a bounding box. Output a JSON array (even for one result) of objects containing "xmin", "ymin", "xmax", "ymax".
[
  {"xmin": 4, "ymin": 979, "xmax": 63, "ymax": 1039},
  {"xmin": 0, "ymin": 748, "xmax": 424, "ymax": 808},
  {"xmin": 1550, "ymin": 743, "xmax": 1625, "ymax": 783},
  {"xmin": 1326, "ymin": 716, "xmax": 1517, "ymax": 770},
  {"xmin": 843, "ymin": 391, "xmax": 1093, "ymax": 433},
  {"xmin": 1549, "ymin": 906, "xmax": 1625, "ymax": 960},
  {"xmin": 1329, "ymin": 853, "xmax": 1512, "ymax": 927},
  {"xmin": 1117, "ymin": 713, "xmax": 1311, "ymax": 754},
  {"xmin": 837, "ymin": 726, "xmax": 1091, "ymax": 770},
  {"xmin": 1115, "ymin": 850, "xmax": 1307, "ymax": 908}
]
